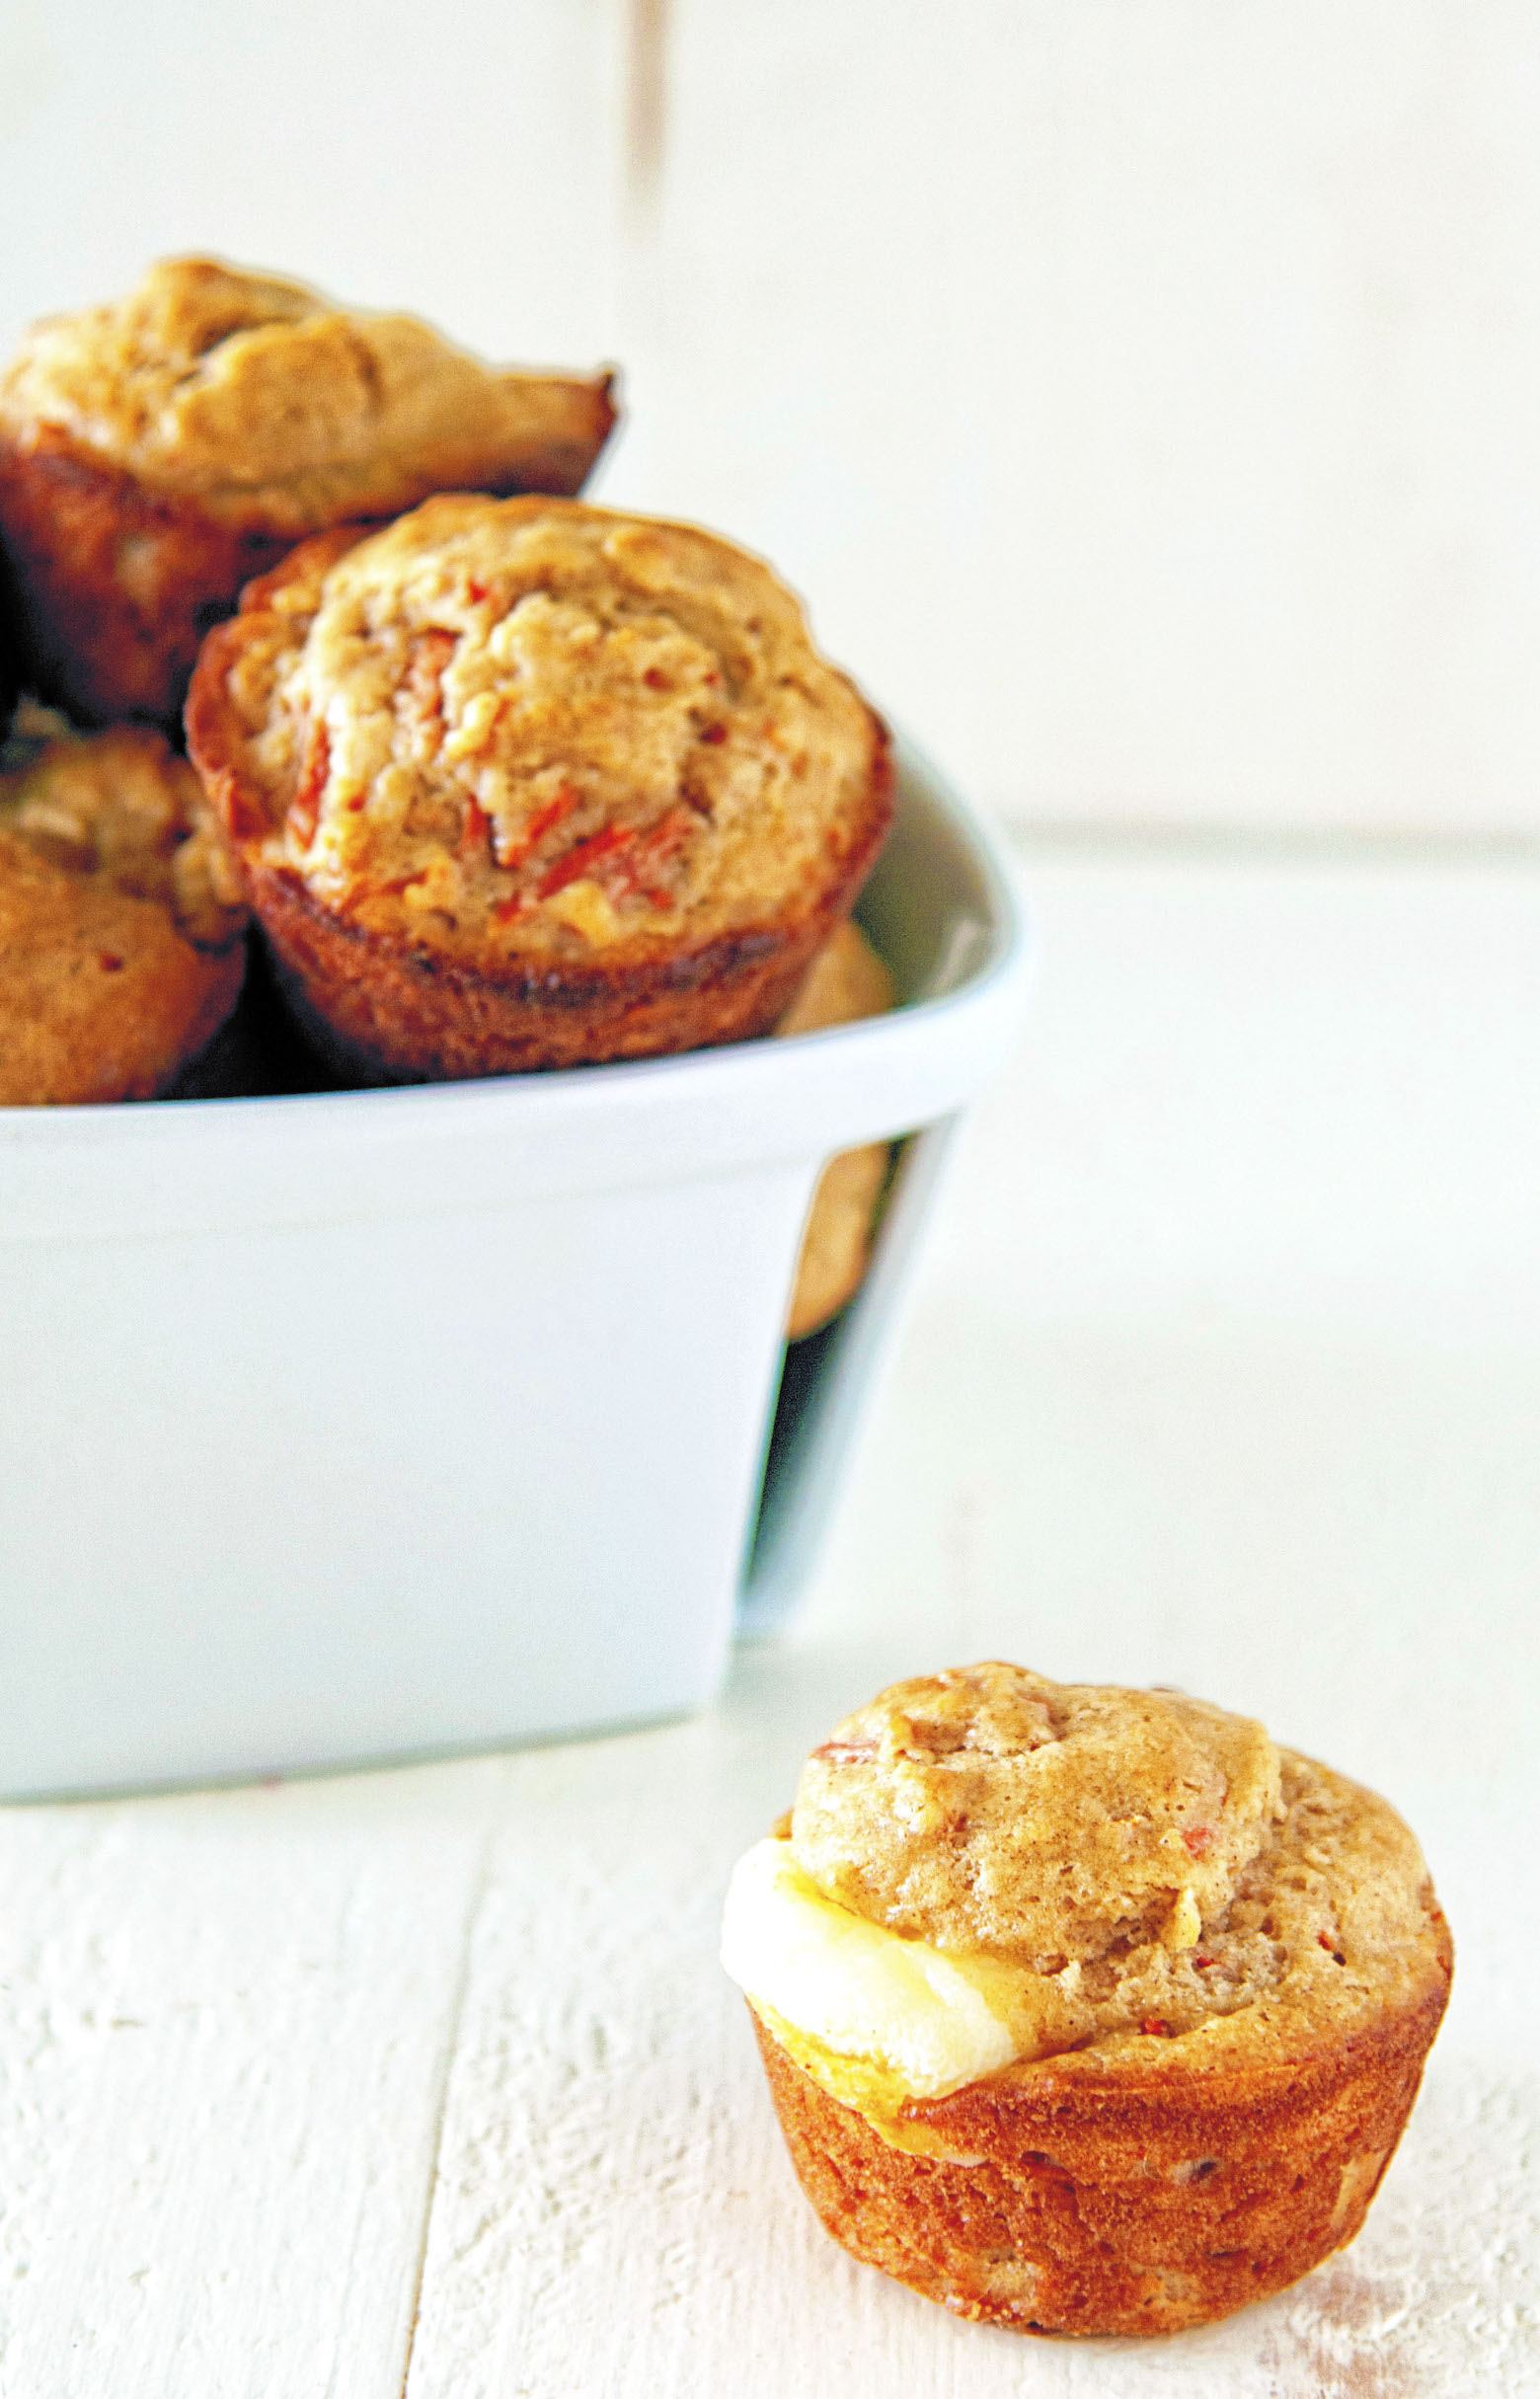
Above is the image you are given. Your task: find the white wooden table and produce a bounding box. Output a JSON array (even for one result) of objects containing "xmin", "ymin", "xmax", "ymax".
[{"xmin": 4, "ymin": 843, "xmax": 1536, "ymax": 2397}]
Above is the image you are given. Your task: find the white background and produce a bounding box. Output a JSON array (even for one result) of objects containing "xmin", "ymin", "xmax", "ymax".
[{"xmin": 4, "ymin": 0, "xmax": 1538, "ymax": 833}]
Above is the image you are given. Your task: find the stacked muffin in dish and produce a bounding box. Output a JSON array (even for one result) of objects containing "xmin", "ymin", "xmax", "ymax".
[
  {"xmin": 0, "ymin": 253, "xmax": 896, "ymax": 1332},
  {"xmin": 0, "ymin": 255, "xmax": 617, "ymax": 1104},
  {"xmin": 185, "ymin": 493, "xmax": 891, "ymax": 1078},
  {"xmin": 774, "ymin": 920, "xmax": 895, "ymax": 1338},
  {"xmin": 0, "ymin": 257, "xmax": 615, "ymax": 728},
  {"xmin": 723, "ymin": 1662, "xmax": 1452, "ymax": 2336},
  {"xmin": 0, "ymin": 704, "xmax": 246, "ymax": 1103}
]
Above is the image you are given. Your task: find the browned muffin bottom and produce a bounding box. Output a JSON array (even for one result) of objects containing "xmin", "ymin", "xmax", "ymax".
[
  {"xmin": 0, "ymin": 707, "xmax": 246, "ymax": 1102},
  {"xmin": 0, "ymin": 257, "xmax": 616, "ymax": 725},
  {"xmin": 187, "ymin": 496, "xmax": 892, "ymax": 1078},
  {"xmin": 731, "ymin": 1663, "xmax": 1452, "ymax": 2338},
  {"xmin": 753, "ymin": 1953, "xmax": 1449, "ymax": 2337}
]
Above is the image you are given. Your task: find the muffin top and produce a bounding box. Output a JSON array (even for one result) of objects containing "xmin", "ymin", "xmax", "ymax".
[
  {"xmin": 189, "ymin": 495, "xmax": 888, "ymax": 967},
  {"xmin": 724, "ymin": 1662, "xmax": 1449, "ymax": 2112},
  {"xmin": 0, "ymin": 258, "xmax": 615, "ymax": 530},
  {"xmin": 792, "ymin": 1662, "xmax": 1281, "ymax": 1967},
  {"xmin": 3, "ymin": 706, "xmax": 245, "ymax": 947},
  {"xmin": 0, "ymin": 708, "xmax": 246, "ymax": 1103}
]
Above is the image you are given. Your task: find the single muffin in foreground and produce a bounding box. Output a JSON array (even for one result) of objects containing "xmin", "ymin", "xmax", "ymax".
[
  {"xmin": 776, "ymin": 919, "xmax": 895, "ymax": 1340},
  {"xmin": 0, "ymin": 257, "xmax": 616, "ymax": 726},
  {"xmin": 0, "ymin": 705, "xmax": 247, "ymax": 1103},
  {"xmin": 186, "ymin": 495, "xmax": 892, "ymax": 1079},
  {"xmin": 722, "ymin": 1662, "xmax": 1451, "ymax": 2338}
]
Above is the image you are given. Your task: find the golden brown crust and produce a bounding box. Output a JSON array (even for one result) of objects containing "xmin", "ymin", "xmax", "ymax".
[
  {"xmin": 0, "ymin": 838, "xmax": 243, "ymax": 1106},
  {"xmin": 0, "ymin": 430, "xmax": 303, "ymax": 726},
  {"xmin": 753, "ymin": 1896, "xmax": 1452, "ymax": 2337},
  {"xmin": 187, "ymin": 499, "xmax": 892, "ymax": 1078},
  {"xmin": 734, "ymin": 1662, "xmax": 1455, "ymax": 2335},
  {"xmin": 239, "ymin": 848, "xmax": 869, "ymax": 1079},
  {"xmin": 0, "ymin": 712, "xmax": 246, "ymax": 1103},
  {"xmin": 0, "ymin": 257, "xmax": 616, "ymax": 727}
]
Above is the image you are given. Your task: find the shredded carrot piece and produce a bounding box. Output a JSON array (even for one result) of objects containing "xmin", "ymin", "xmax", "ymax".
[
  {"xmin": 536, "ymin": 822, "xmax": 635, "ymax": 900},
  {"xmin": 616, "ymin": 805, "xmax": 694, "ymax": 906},
  {"xmin": 497, "ymin": 787, "xmax": 578, "ymax": 871},
  {"xmin": 403, "ymin": 629, "xmax": 457, "ymax": 727},
  {"xmin": 460, "ymin": 795, "xmax": 494, "ymax": 859},
  {"xmin": 227, "ymin": 787, "xmax": 269, "ymax": 841},
  {"xmin": 287, "ymin": 721, "xmax": 330, "ymax": 846}
]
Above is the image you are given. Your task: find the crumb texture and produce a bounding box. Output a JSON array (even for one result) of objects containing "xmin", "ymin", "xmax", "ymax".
[
  {"xmin": 192, "ymin": 497, "xmax": 886, "ymax": 970},
  {"xmin": 793, "ymin": 1661, "xmax": 1282, "ymax": 1966}
]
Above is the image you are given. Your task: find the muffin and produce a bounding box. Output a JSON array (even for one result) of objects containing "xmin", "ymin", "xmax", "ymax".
[
  {"xmin": 777, "ymin": 920, "xmax": 895, "ymax": 1339},
  {"xmin": 0, "ymin": 257, "xmax": 616, "ymax": 727},
  {"xmin": 722, "ymin": 1662, "xmax": 1452, "ymax": 2338},
  {"xmin": 186, "ymin": 496, "xmax": 892, "ymax": 1078},
  {"xmin": 0, "ymin": 704, "xmax": 247, "ymax": 1103}
]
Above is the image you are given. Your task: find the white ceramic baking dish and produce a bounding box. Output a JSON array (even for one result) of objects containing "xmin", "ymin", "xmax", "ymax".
[{"xmin": 0, "ymin": 735, "xmax": 1026, "ymax": 1797}]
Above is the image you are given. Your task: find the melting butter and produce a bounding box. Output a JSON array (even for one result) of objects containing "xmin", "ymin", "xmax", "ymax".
[{"xmin": 721, "ymin": 1837, "xmax": 1023, "ymax": 2102}]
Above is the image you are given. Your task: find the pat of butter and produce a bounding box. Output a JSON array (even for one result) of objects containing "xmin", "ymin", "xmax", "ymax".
[{"xmin": 721, "ymin": 1838, "xmax": 1019, "ymax": 2100}]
